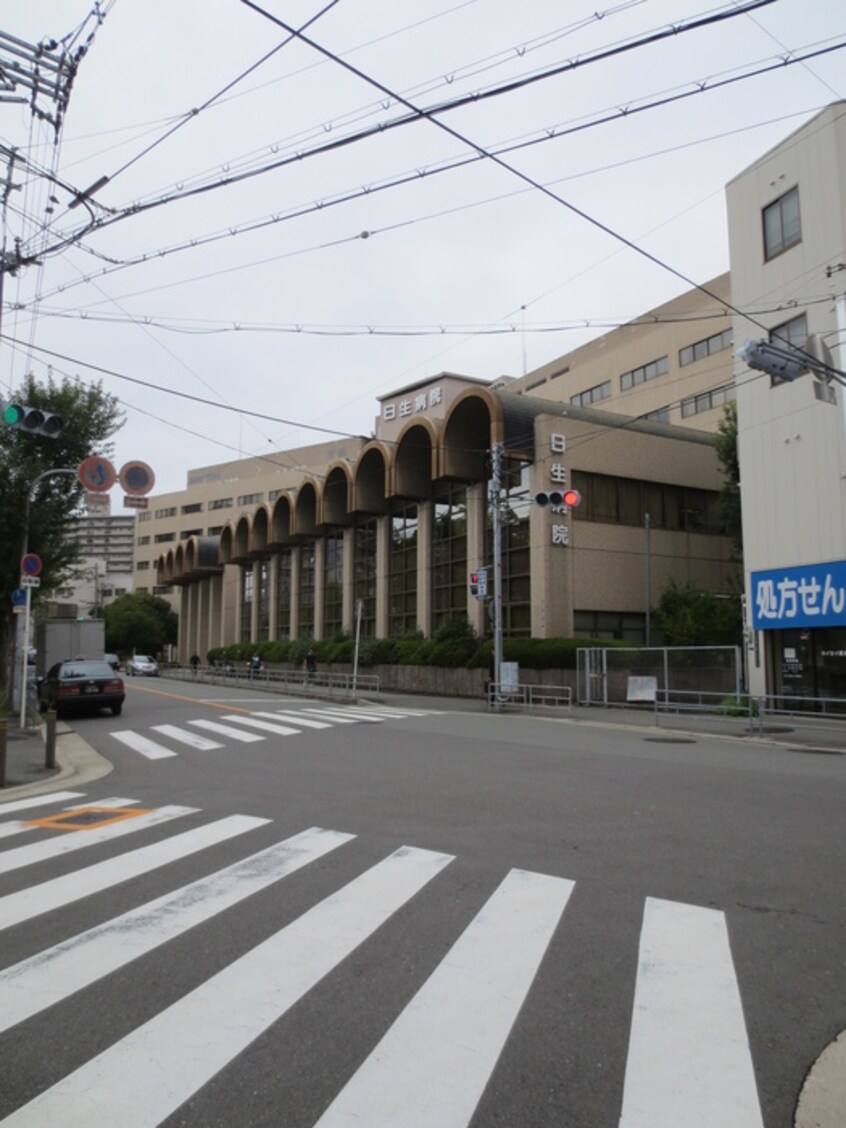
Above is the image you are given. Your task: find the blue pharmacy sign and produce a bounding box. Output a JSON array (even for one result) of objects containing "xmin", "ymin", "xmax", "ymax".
[{"xmin": 751, "ymin": 560, "xmax": 846, "ymax": 630}]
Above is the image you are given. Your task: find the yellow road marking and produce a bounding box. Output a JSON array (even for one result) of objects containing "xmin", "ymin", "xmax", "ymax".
[
  {"xmin": 26, "ymin": 806, "xmax": 152, "ymax": 832},
  {"xmin": 125, "ymin": 682, "xmax": 256, "ymax": 715}
]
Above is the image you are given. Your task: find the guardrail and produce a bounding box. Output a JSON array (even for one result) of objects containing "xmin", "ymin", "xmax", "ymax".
[
  {"xmin": 648, "ymin": 688, "xmax": 846, "ymax": 747},
  {"xmin": 168, "ymin": 665, "xmax": 381, "ymax": 700},
  {"xmin": 487, "ymin": 682, "xmax": 572, "ymax": 712}
]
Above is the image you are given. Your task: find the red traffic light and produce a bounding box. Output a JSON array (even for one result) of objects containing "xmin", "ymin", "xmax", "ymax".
[
  {"xmin": 534, "ymin": 489, "xmax": 581, "ymax": 508},
  {"xmin": 561, "ymin": 488, "xmax": 581, "ymax": 507}
]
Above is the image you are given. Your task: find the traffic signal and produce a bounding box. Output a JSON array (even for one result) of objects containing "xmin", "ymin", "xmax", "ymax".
[
  {"xmin": 534, "ymin": 489, "xmax": 581, "ymax": 508},
  {"xmin": 736, "ymin": 339, "xmax": 806, "ymax": 382},
  {"xmin": 1, "ymin": 400, "xmax": 62, "ymax": 437},
  {"xmin": 469, "ymin": 568, "xmax": 488, "ymax": 598}
]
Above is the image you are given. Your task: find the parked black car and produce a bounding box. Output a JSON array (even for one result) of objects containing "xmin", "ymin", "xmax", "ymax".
[{"xmin": 38, "ymin": 660, "xmax": 125, "ymax": 718}]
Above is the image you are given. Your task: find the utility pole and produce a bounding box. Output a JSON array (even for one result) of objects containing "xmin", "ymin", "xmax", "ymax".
[{"xmin": 491, "ymin": 442, "xmax": 504, "ymax": 711}]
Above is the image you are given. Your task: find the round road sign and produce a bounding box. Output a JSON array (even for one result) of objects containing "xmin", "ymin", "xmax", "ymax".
[
  {"xmin": 79, "ymin": 456, "xmax": 116, "ymax": 493},
  {"xmin": 119, "ymin": 460, "xmax": 155, "ymax": 496},
  {"xmin": 21, "ymin": 553, "xmax": 42, "ymax": 577}
]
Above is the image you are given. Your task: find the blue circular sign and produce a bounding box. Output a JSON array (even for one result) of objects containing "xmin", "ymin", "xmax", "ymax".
[{"xmin": 21, "ymin": 553, "xmax": 42, "ymax": 577}]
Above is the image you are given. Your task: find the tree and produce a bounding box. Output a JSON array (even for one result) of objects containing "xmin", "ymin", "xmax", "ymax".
[
  {"xmin": 103, "ymin": 592, "xmax": 178, "ymax": 657},
  {"xmin": 652, "ymin": 578, "xmax": 742, "ymax": 647},
  {"xmin": 714, "ymin": 401, "xmax": 742, "ymax": 560},
  {"xmin": 0, "ymin": 374, "xmax": 123, "ymax": 702}
]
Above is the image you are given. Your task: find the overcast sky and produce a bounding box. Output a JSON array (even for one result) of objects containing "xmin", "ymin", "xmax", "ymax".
[{"xmin": 2, "ymin": 0, "xmax": 844, "ymax": 505}]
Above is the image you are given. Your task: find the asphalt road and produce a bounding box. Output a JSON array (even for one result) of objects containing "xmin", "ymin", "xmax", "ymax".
[{"xmin": 0, "ymin": 677, "xmax": 843, "ymax": 1127}]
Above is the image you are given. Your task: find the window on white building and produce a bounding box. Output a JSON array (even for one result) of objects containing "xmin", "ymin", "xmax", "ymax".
[{"xmin": 763, "ymin": 186, "xmax": 801, "ymax": 260}]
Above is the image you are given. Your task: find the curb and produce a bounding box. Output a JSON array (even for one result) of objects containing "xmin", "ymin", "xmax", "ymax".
[
  {"xmin": 795, "ymin": 1030, "xmax": 846, "ymax": 1128},
  {"xmin": 0, "ymin": 725, "xmax": 113, "ymax": 802}
]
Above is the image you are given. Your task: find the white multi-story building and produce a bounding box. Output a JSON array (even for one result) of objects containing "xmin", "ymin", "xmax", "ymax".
[{"xmin": 728, "ymin": 101, "xmax": 846, "ymax": 702}]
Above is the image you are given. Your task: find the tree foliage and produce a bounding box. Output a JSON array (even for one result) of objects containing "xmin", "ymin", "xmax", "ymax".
[
  {"xmin": 652, "ymin": 578, "xmax": 742, "ymax": 647},
  {"xmin": 0, "ymin": 374, "xmax": 123, "ymax": 699},
  {"xmin": 714, "ymin": 401, "xmax": 742, "ymax": 560},
  {"xmin": 103, "ymin": 592, "xmax": 178, "ymax": 657}
]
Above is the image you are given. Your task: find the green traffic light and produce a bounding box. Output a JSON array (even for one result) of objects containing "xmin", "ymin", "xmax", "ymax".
[{"xmin": 2, "ymin": 403, "xmax": 24, "ymax": 426}]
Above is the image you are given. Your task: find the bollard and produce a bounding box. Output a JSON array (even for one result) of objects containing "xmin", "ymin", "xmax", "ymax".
[
  {"xmin": 45, "ymin": 709, "xmax": 57, "ymax": 770},
  {"xmin": 0, "ymin": 718, "xmax": 6, "ymax": 787}
]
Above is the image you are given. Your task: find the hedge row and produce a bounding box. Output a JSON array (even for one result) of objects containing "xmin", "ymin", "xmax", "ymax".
[{"xmin": 207, "ymin": 632, "xmax": 630, "ymax": 671}]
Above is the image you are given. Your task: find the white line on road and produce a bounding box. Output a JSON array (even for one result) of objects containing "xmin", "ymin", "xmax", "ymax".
[
  {"xmin": 0, "ymin": 826, "xmax": 354, "ymax": 1032},
  {"xmin": 253, "ymin": 710, "xmax": 332, "ymax": 730},
  {"xmin": 316, "ymin": 867, "xmax": 573, "ymax": 1128},
  {"xmin": 0, "ymin": 792, "xmax": 86, "ymax": 817},
  {"xmin": 0, "ymin": 805, "xmax": 197, "ymax": 875},
  {"xmin": 0, "ymin": 814, "xmax": 269, "ymax": 930},
  {"xmin": 110, "ymin": 731, "xmax": 179, "ymax": 759},
  {"xmin": 3, "ymin": 844, "xmax": 454, "ymax": 1127},
  {"xmin": 219, "ymin": 714, "xmax": 302, "ymax": 736},
  {"xmin": 187, "ymin": 719, "xmax": 264, "ymax": 742},
  {"xmin": 150, "ymin": 724, "xmax": 224, "ymax": 751},
  {"xmin": 618, "ymin": 897, "xmax": 763, "ymax": 1128}
]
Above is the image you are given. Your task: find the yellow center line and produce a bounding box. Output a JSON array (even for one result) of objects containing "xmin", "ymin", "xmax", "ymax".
[{"xmin": 124, "ymin": 682, "xmax": 257, "ymax": 715}]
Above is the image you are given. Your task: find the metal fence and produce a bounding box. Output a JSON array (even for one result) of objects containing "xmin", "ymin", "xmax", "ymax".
[
  {"xmin": 487, "ymin": 682, "xmax": 572, "ymax": 713},
  {"xmin": 169, "ymin": 664, "xmax": 381, "ymax": 700},
  {"xmin": 577, "ymin": 646, "xmax": 741, "ymax": 707}
]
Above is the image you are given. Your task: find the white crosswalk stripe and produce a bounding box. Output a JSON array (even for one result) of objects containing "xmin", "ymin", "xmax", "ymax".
[
  {"xmin": 187, "ymin": 718, "xmax": 265, "ymax": 742},
  {"xmin": 150, "ymin": 723, "xmax": 224, "ymax": 750},
  {"xmin": 108, "ymin": 704, "xmax": 444, "ymax": 760},
  {"xmin": 0, "ymin": 806, "xmax": 765, "ymax": 1127}
]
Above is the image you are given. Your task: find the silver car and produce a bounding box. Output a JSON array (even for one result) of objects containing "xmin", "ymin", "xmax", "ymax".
[{"xmin": 125, "ymin": 654, "xmax": 159, "ymax": 677}]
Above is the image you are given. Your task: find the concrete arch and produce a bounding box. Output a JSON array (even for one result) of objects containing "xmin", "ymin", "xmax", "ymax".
[
  {"xmin": 292, "ymin": 479, "xmax": 319, "ymax": 537},
  {"xmin": 392, "ymin": 419, "xmax": 438, "ymax": 500},
  {"xmin": 250, "ymin": 504, "xmax": 271, "ymax": 554},
  {"xmin": 156, "ymin": 548, "xmax": 176, "ymax": 585},
  {"xmin": 219, "ymin": 517, "xmax": 250, "ymax": 564},
  {"xmin": 322, "ymin": 462, "xmax": 354, "ymax": 526},
  {"xmin": 441, "ymin": 389, "xmax": 498, "ymax": 482},
  {"xmin": 269, "ymin": 492, "xmax": 293, "ymax": 546},
  {"xmin": 352, "ymin": 443, "xmax": 390, "ymax": 514}
]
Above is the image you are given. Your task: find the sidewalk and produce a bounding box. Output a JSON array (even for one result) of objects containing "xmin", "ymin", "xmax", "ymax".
[{"xmin": 0, "ymin": 720, "xmax": 112, "ymax": 801}]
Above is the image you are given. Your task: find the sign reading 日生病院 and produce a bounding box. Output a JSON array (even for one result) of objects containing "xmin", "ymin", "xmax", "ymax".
[{"xmin": 751, "ymin": 560, "xmax": 846, "ymax": 630}]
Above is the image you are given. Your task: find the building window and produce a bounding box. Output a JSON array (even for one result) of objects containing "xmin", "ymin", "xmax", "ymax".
[
  {"xmin": 644, "ymin": 406, "xmax": 671, "ymax": 423},
  {"xmin": 324, "ymin": 534, "xmax": 344, "ymax": 637},
  {"xmin": 353, "ymin": 518, "xmax": 378, "ymax": 638},
  {"xmin": 298, "ymin": 541, "xmax": 316, "ymax": 638},
  {"xmin": 181, "ymin": 502, "xmax": 203, "ymax": 514},
  {"xmin": 209, "ymin": 497, "xmax": 233, "ymax": 511},
  {"xmin": 571, "ymin": 380, "xmax": 611, "ymax": 407},
  {"xmin": 679, "ymin": 328, "xmax": 733, "ymax": 367},
  {"xmin": 680, "ymin": 383, "xmax": 735, "ymax": 417},
  {"xmin": 258, "ymin": 559, "xmax": 270, "ymax": 641},
  {"xmin": 137, "ymin": 535, "xmax": 150, "ymax": 546},
  {"xmin": 237, "ymin": 492, "xmax": 264, "ymax": 507},
  {"xmin": 763, "ymin": 186, "xmax": 801, "ymax": 260},
  {"xmin": 180, "ymin": 528, "xmax": 202, "ymax": 540},
  {"xmin": 154, "ymin": 507, "xmax": 177, "ymax": 519},
  {"xmin": 240, "ymin": 568, "xmax": 253, "ymax": 642},
  {"xmin": 153, "ymin": 585, "xmax": 172, "ymax": 595},
  {"xmin": 572, "ymin": 470, "xmax": 722, "ymax": 534},
  {"xmin": 136, "ymin": 561, "xmax": 150, "ymax": 571},
  {"xmin": 620, "ymin": 356, "xmax": 668, "ymax": 392},
  {"xmin": 154, "ymin": 532, "xmax": 176, "ymax": 543},
  {"xmin": 138, "ymin": 511, "xmax": 151, "ymax": 523},
  {"xmin": 574, "ymin": 610, "xmax": 646, "ymax": 644},
  {"xmin": 276, "ymin": 551, "xmax": 292, "ymax": 640},
  {"xmin": 432, "ymin": 484, "xmax": 468, "ymax": 632},
  {"xmin": 390, "ymin": 506, "xmax": 418, "ymax": 637}
]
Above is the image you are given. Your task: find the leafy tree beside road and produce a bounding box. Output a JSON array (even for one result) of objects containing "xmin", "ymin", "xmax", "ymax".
[
  {"xmin": 103, "ymin": 592, "xmax": 178, "ymax": 658},
  {"xmin": 0, "ymin": 374, "xmax": 123, "ymax": 705}
]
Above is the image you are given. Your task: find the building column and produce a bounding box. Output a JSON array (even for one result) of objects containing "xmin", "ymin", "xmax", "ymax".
[
  {"xmin": 249, "ymin": 561, "xmax": 260, "ymax": 642},
  {"xmin": 376, "ymin": 514, "xmax": 390, "ymax": 639},
  {"xmin": 416, "ymin": 501, "xmax": 433, "ymax": 637}
]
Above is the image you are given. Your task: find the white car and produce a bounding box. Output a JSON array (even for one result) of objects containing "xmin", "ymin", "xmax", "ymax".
[{"xmin": 125, "ymin": 654, "xmax": 159, "ymax": 677}]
